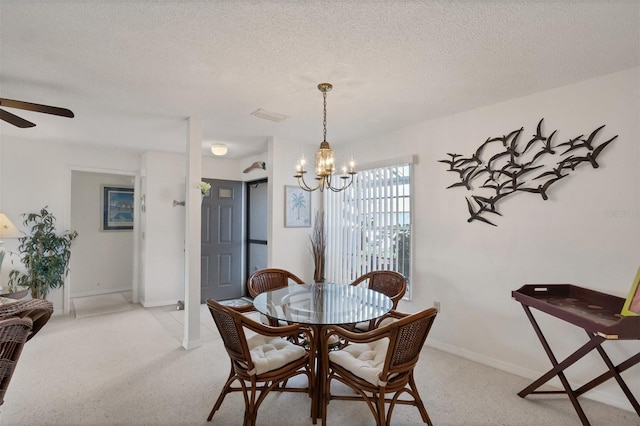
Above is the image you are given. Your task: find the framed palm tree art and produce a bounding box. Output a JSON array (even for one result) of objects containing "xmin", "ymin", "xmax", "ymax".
[{"xmin": 284, "ymin": 185, "xmax": 311, "ymax": 228}]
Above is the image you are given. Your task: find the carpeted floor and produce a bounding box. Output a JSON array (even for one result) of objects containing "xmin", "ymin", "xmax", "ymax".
[
  {"xmin": 72, "ymin": 292, "xmax": 133, "ymax": 318},
  {"xmin": 1, "ymin": 303, "xmax": 637, "ymax": 425}
]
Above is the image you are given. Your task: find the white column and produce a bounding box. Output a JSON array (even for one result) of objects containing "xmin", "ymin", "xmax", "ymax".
[{"xmin": 183, "ymin": 117, "xmax": 202, "ymax": 350}]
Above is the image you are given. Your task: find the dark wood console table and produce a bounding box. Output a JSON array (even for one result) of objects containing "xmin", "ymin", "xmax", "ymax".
[{"xmin": 512, "ymin": 284, "xmax": 640, "ymax": 426}]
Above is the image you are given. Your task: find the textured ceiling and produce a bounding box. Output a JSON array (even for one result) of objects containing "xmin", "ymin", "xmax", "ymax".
[{"xmin": 0, "ymin": 1, "xmax": 638, "ymax": 159}]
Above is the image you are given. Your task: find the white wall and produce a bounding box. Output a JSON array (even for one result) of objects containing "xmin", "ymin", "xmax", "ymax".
[
  {"xmin": 70, "ymin": 171, "xmax": 134, "ymax": 297},
  {"xmin": 203, "ymin": 156, "xmax": 242, "ymax": 181},
  {"xmin": 139, "ymin": 151, "xmax": 186, "ymax": 307},
  {"xmin": 344, "ymin": 68, "xmax": 640, "ymax": 411},
  {"xmin": 0, "ymin": 138, "xmax": 140, "ymax": 311},
  {"xmin": 268, "ymin": 137, "xmax": 319, "ymax": 282}
]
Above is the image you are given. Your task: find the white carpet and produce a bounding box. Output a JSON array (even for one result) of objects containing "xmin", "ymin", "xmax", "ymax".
[
  {"xmin": 3, "ymin": 305, "xmax": 637, "ymax": 425},
  {"xmin": 73, "ymin": 292, "xmax": 133, "ymax": 318}
]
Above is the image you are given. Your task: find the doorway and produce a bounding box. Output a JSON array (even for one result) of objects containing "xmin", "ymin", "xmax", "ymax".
[
  {"xmin": 246, "ymin": 179, "xmax": 268, "ymax": 285},
  {"xmin": 69, "ymin": 170, "xmax": 137, "ymax": 310},
  {"xmin": 200, "ymin": 178, "xmax": 244, "ymax": 302}
]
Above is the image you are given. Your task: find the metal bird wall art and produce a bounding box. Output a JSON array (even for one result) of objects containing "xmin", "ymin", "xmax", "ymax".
[
  {"xmin": 438, "ymin": 118, "xmax": 618, "ymax": 226},
  {"xmin": 243, "ymin": 161, "xmax": 266, "ymax": 173}
]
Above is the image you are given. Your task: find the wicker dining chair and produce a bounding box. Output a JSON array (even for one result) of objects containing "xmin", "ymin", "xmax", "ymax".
[
  {"xmin": 348, "ymin": 270, "xmax": 407, "ymax": 331},
  {"xmin": 321, "ymin": 308, "xmax": 438, "ymax": 426},
  {"xmin": 206, "ymin": 298, "xmax": 315, "ymax": 426},
  {"xmin": 247, "ymin": 268, "xmax": 304, "ymax": 298},
  {"xmin": 247, "ymin": 268, "xmax": 305, "ymax": 327},
  {"xmin": 350, "ymin": 270, "xmax": 407, "ymax": 308}
]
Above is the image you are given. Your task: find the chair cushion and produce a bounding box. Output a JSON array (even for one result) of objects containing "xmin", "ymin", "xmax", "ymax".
[
  {"xmin": 377, "ymin": 316, "xmax": 399, "ymax": 328},
  {"xmin": 328, "ymin": 337, "xmax": 390, "ymax": 386},
  {"xmin": 258, "ymin": 313, "xmax": 289, "ymax": 327},
  {"xmin": 247, "ymin": 334, "xmax": 306, "ymax": 375}
]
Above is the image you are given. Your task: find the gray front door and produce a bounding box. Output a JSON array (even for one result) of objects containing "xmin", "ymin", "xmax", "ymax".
[{"xmin": 201, "ymin": 178, "xmax": 243, "ymax": 302}]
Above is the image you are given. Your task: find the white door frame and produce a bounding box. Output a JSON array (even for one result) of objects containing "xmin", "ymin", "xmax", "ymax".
[{"xmin": 65, "ymin": 166, "xmax": 140, "ymax": 314}]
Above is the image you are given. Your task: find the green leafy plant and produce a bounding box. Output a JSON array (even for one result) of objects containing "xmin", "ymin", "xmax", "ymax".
[{"xmin": 8, "ymin": 206, "xmax": 78, "ymax": 299}]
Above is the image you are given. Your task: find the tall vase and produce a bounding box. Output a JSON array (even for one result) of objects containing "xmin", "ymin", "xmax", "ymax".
[{"xmin": 313, "ymin": 254, "xmax": 325, "ymax": 283}]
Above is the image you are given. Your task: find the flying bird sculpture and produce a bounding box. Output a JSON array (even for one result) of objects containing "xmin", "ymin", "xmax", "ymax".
[
  {"xmin": 558, "ymin": 125, "xmax": 606, "ymax": 155},
  {"xmin": 243, "ymin": 161, "xmax": 266, "ymax": 173},
  {"xmin": 531, "ymin": 129, "xmax": 557, "ymax": 163},
  {"xmin": 522, "ymin": 118, "xmax": 547, "ymax": 153},
  {"xmin": 466, "ymin": 197, "xmax": 497, "ymax": 227},
  {"xmin": 438, "ymin": 119, "xmax": 617, "ymax": 226},
  {"xmin": 517, "ymin": 175, "xmax": 567, "ymax": 201}
]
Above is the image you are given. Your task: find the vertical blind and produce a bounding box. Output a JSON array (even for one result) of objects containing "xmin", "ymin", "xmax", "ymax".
[{"xmin": 325, "ymin": 161, "xmax": 412, "ymax": 294}]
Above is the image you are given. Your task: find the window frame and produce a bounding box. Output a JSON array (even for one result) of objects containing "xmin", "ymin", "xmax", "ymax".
[{"xmin": 324, "ymin": 155, "xmax": 415, "ymax": 298}]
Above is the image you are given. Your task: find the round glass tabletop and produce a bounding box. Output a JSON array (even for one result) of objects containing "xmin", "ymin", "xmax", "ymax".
[{"xmin": 253, "ymin": 282, "xmax": 393, "ymax": 326}]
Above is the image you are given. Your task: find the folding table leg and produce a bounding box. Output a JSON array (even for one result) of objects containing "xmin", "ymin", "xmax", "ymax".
[
  {"xmin": 518, "ymin": 305, "xmax": 597, "ymax": 425},
  {"xmin": 576, "ymin": 332, "xmax": 640, "ymax": 416}
]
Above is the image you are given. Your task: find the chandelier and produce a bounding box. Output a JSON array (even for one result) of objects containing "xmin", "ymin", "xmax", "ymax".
[{"xmin": 294, "ymin": 83, "xmax": 356, "ymax": 192}]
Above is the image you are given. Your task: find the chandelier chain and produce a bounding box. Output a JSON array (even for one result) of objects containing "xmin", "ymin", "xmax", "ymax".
[{"xmin": 322, "ymin": 90, "xmax": 327, "ymax": 142}]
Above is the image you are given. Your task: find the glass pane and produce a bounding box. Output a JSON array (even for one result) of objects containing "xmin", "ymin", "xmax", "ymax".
[
  {"xmin": 249, "ymin": 181, "xmax": 268, "ymax": 241},
  {"xmin": 248, "ymin": 243, "xmax": 268, "ymax": 275},
  {"xmin": 219, "ymin": 188, "xmax": 233, "ymax": 198}
]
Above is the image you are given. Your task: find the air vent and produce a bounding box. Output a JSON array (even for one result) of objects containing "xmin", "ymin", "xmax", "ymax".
[{"xmin": 251, "ymin": 109, "xmax": 289, "ymax": 123}]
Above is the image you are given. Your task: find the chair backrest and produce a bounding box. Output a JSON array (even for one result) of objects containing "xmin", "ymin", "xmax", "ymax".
[
  {"xmin": 381, "ymin": 307, "xmax": 437, "ymax": 380},
  {"xmin": 247, "ymin": 268, "xmax": 304, "ymax": 298},
  {"xmin": 0, "ymin": 317, "xmax": 33, "ymax": 405},
  {"xmin": 351, "ymin": 270, "xmax": 407, "ymax": 308},
  {"xmin": 0, "ymin": 299, "xmax": 54, "ymax": 341},
  {"xmin": 206, "ymin": 299, "xmax": 254, "ymax": 372}
]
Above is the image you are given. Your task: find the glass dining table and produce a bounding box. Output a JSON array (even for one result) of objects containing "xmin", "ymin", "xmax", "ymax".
[{"xmin": 253, "ymin": 282, "xmax": 393, "ymax": 421}]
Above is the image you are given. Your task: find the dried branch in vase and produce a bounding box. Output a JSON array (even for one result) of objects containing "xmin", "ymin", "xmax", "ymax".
[{"xmin": 310, "ymin": 211, "xmax": 326, "ymax": 283}]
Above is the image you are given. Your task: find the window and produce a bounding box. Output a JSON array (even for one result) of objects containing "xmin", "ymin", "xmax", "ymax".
[{"xmin": 325, "ymin": 158, "xmax": 413, "ymax": 296}]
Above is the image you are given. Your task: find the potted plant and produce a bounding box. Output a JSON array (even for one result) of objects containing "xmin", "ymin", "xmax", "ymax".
[
  {"xmin": 310, "ymin": 211, "xmax": 326, "ymax": 283},
  {"xmin": 7, "ymin": 206, "xmax": 78, "ymax": 299}
]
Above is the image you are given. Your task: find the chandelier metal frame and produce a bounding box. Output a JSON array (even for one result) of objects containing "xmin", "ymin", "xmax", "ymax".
[{"xmin": 294, "ymin": 83, "xmax": 356, "ymax": 192}]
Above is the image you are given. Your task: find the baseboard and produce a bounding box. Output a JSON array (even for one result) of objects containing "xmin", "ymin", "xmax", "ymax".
[
  {"xmin": 182, "ymin": 338, "xmax": 202, "ymax": 350},
  {"xmin": 71, "ymin": 287, "xmax": 131, "ymax": 299},
  {"xmin": 425, "ymin": 339, "xmax": 637, "ymax": 413},
  {"xmin": 140, "ymin": 299, "xmax": 181, "ymax": 308}
]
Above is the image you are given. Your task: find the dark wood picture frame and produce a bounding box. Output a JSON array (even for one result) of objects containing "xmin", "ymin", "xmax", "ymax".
[{"xmin": 101, "ymin": 185, "xmax": 134, "ymax": 231}]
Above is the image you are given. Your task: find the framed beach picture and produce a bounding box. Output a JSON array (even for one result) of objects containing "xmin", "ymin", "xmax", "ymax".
[
  {"xmin": 621, "ymin": 266, "xmax": 640, "ymax": 316},
  {"xmin": 101, "ymin": 186, "xmax": 134, "ymax": 231},
  {"xmin": 285, "ymin": 185, "xmax": 311, "ymax": 228}
]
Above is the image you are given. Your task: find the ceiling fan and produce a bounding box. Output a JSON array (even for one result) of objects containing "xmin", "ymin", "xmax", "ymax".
[{"xmin": 0, "ymin": 98, "xmax": 74, "ymax": 128}]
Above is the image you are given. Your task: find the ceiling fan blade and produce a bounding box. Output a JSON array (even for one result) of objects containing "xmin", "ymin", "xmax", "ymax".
[
  {"xmin": 0, "ymin": 98, "xmax": 74, "ymax": 118},
  {"xmin": 0, "ymin": 108, "xmax": 36, "ymax": 128}
]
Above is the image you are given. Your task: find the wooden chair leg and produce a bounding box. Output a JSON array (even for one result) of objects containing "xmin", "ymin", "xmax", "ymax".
[
  {"xmin": 208, "ymin": 370, "xmax": 236, "ymax": 421},
  {"xmin": 376, "ymin": 391, "xmax": 386, "ymax": 426},
  {"xmin": 321, "ymin": 375, "xmax": 331, "ymax": 426},
  {"xmin": 409, "ymin": 373, "xmax": 432, "ymax": 425}
]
